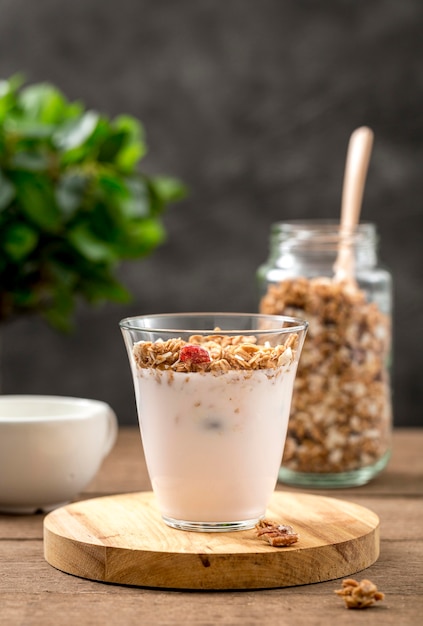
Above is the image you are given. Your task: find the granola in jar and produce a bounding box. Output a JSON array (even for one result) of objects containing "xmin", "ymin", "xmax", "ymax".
[{"xmin": 258, "ymin": 222, "xmax": 393, "ymax": 487}]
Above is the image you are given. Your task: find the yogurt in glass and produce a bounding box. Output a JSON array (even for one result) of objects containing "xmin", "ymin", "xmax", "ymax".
[{"xmin": 120, "ymin": 313, "xmax": 307, "ymax": 532}]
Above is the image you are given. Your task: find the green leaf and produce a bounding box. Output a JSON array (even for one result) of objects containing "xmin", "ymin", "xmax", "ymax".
[
  {"xmin": 12, "ymin": 171, "xmax": 61, "ymax": 231},
  {"xmin": 0, "ymin": 171, "xmax": 15, "ymax": 210},
  {"xmin": 4, "ymin": 116, "xmax": 55, "ymax": 139},
  {"xmin": 97, "ymin": 130, "xmax": 127, "ymax": 163},
  {"xmin": 113, "ymin": 115, "xmax": 147, "ymax": 171},
  {"xmin": 0, "ymin": 75, "xmax": 23, "ymax": 98},
  {"xmin": 3, "ymin": 222, "xmax": 39, "ymax": 260},
  {"xmin": 116, "ymin": 142, "xmax": 145, "ymax": 172},
  {"xmin": 68, "ymin": 222, "xmax": 117, "ymax": 262},
  {"xmin": 56, "ymin": 118, "xmax": 111, "ymax": 166},
  {"xmin": 0, "ymin": 74, "xmax": 24, "ymax": 121},
  {"xmin": 18, "ymin": 83, "xmax": 69, "ymax": 124},
  {"xmin": 151, "ymin": 176, "xmax": 188, "ymax": 204},
  {"xmin": 55, "ymin": 173, "xmax": 89, "ymax": 218},
  {"xmin": 123, "ymin": 217, "xmax": 166, "ymax": 257},
  {"xmin": 121, "ymin": 177, "xmax": 150, "ymax": 218},
  {"xmin": 54, "ymin": 111, "xmax": 100, "ymax": 151},
  {"xmin": 114, "ymin": 115, "xmax": 144, "ymax": 137},
  {"xmin": 10, "ymin": 150, "xmax": 50, "ymax": 171},
  {"xmin": 97, "ymin": 171, "xmax": 128, "ymax": 197}
]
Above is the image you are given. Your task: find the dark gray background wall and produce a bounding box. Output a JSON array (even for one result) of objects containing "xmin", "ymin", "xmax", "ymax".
[{"xmin": 1, "ymin": 0, "xmax": 422, "ymax": 426}]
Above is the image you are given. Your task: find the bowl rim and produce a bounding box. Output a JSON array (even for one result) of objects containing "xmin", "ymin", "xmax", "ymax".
[{"xmin": 0, "ymin": 394, "xmax": 111, "ymax": 423}]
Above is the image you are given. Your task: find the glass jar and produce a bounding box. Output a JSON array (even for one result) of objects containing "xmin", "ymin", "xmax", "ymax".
[{"xmin": 257, "ymin": 220, "xmax": 393, "ymax": 487}]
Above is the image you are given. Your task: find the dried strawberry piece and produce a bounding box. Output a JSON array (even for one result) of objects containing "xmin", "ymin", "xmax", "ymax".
[{"xmin": 180, "ymin": 345, "xmax": 211, "ymax": 364}]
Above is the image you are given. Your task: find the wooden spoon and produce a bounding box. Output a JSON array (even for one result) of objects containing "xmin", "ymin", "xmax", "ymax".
[{"xmin": 333, "ymin": 126, "xmax": 374, "ymax": 283}]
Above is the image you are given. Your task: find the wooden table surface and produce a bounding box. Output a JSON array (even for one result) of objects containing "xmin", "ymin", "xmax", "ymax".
[{"xmin": 1, "ymin": 427, "xmax": 422, "ymax": 626}]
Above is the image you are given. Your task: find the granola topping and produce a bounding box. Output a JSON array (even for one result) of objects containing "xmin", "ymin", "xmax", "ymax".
[
  {"xmin": 260, "ymin": 277, "xmax": 392, "ymax": 474},
  {"xmin": 133, "ymin": 330, "xmax": 298, "ymax": 374},
  {"xmin": 335, "ymin": 578, "xmax": 385, "ymax": 609}
]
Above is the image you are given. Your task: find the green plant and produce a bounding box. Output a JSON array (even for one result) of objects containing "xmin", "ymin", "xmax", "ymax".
[{"xmin": 0, "ymin": 75, "xmax": 186, "ymax": 330}]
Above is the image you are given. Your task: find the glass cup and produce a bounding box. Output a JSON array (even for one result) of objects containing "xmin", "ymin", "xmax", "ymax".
[{"xmin": 120, "ymin": 313, "xmax": 308, "ymax": 532}]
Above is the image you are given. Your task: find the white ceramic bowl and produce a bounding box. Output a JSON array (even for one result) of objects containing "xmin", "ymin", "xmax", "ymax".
[{"xmin": 0, "ymin": 395, "xmax": 118, "ymax": 514}]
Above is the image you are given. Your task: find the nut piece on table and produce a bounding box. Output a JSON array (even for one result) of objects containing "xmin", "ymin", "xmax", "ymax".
[
  {"xmin": 255, "ymin": 519, "xmax": 299, "ymax": 547},
  {"xmin": 335, "ymin": 578, "xmax": 385, "ymax": 609}
]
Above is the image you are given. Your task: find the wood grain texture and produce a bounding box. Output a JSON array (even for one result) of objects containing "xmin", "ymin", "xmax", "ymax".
[{"xmin": 44, "ymin": 491, "xmax": 379, "ymax": 590}]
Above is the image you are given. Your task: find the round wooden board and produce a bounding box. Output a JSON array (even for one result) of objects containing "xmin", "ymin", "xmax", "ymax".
[{"xmin": 43, "ymin": 491, "xmax": 379, "ymax": 590}]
